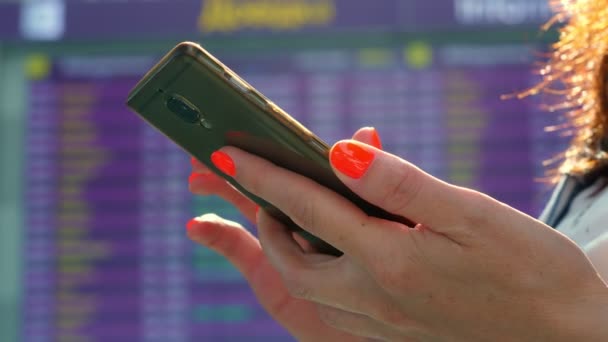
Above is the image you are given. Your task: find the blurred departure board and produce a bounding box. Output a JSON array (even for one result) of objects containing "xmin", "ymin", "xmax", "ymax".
[
  {"xmin": 21, "ymin": 41, "xmax": 566, "ymax": 341},
  {"xmin": 2, "ymin": 0, "xmax": 551, "ymax": 41}
]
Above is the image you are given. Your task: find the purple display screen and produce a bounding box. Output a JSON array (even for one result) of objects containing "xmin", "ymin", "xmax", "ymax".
[{"xmin": 22, "ymin": 42, "xmax": 566, "ymax": 341}]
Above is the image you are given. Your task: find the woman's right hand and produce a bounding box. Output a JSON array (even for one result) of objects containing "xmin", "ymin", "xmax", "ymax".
[{"xmin": 186, "ymin": 127, "xmax": 383, "ymax": 341}]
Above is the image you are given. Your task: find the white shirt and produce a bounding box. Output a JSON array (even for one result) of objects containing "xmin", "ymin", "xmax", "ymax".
[{"xmin": 555, "ymin": 178, "xmax": 608, "ymax": 279}]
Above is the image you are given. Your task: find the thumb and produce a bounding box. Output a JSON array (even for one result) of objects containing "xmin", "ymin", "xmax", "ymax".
[{"xmin": 328, "ymin": 140, "xmax": 497, "ymax": 238}]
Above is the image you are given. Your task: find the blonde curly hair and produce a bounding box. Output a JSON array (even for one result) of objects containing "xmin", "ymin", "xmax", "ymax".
[{"xmin": 519, "ymin": 0, "xmax": 608, "ymax": 181}]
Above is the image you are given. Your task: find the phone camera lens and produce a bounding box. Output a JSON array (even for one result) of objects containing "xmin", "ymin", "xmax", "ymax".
[{"xmin": 166, "ymin": 95, "xmax": 201, "ymax": 124}]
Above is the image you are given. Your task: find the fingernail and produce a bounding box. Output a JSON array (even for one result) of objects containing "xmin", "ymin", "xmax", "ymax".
[
  {"xmin": 211, "ymin": 151, "xmax": 236, "ymax": 177},
  {"xmin": 186, "ymin": 218, "xmax": 198, "ymax": 231},
  {"xmin": 330, "ymin": 142, "xmax": 375, "ymax": 179},
  {"xmin": 370, "ymin": 128, "xmax": 383, "ymax": 150},
  {"xmin": 255, "ymin": 206, "xmax": 261, "ymax": 221},
  {"xmin": 190, "ymin": 157, "xmax": 198, "ymax": 166},
  {"xmin": 189, "ymin": 172, "xmax": 211, "ymax": 183}
]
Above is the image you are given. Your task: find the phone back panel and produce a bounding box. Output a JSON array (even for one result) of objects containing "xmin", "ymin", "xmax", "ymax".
[{"xmin": 127, "ymin": 42, "xmax": 410, "ymax": 255}]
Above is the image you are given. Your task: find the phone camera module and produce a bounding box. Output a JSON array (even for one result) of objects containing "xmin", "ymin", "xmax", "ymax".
[{"xmin": 166, "ymin": 94, "xmax": 202, "ymax": 125}]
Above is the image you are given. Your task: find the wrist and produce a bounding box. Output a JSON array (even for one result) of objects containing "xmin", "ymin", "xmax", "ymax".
[{"xmin": 554, "ymin": 281, "xmax": 608, "ymax": 341}]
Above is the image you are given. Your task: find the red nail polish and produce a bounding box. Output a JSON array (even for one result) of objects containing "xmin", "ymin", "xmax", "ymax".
[
  {"xmin": 190, "ymin": 157, "xmax": 198, "ymax": 166},
  {"xmin": 330, "ymin": 142, "xmax": 375, "ymax": 179},
  {"xmin": 370, "ymin": 128, "xmax": 383, "ymax": 150},
  {"xmin": 186, "ymin": 218, "xmax": 198, "ymax": 231},
  {"xmin": 255, "ymin": 206, "xmax": 261, "ymax": 221},
  {"xmin": 189, "ymin": 172, "xmax": 211, "ymax": 183},
  {"xmin": 211, "ymin": 151, "xmax": 236, "ymax": 177}
]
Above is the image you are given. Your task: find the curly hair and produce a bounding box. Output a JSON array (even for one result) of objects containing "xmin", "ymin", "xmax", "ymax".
[{"xmin": 519, "ymin": 0, "xmax": 608, "ymax": 182}]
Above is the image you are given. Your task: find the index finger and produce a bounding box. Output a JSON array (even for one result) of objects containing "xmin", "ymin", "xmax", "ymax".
[{"xmin": 213, "ymin": 147, "xmax": 406, "ymax": 262}]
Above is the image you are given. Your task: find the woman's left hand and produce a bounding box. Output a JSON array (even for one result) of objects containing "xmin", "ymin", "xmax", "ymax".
[{"xmin": 209, "ymin": 140, "xmax": 608, "ymax": 342}]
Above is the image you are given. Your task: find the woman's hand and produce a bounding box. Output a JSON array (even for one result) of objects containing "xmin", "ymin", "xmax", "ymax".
[
  {"xmin": 587, "ymin": 231, "xmax": 608, "ymax": 282},
  {"xmin": 208, "ymin": 139, "xmax": 608, "ymax": 342},
  {"xmin": 187, "ymin": 128, "xmax": 382, "ymax": 341}
]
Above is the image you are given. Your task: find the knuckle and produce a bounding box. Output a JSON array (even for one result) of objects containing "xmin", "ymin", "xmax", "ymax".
[
  {"xmin": 374, "ymin": 302, "xmax": 410, "ymax": 329},
  {"xmin": 288, "ymin": 194, "xmax": 317, "ymax": 231},
  {"xmin": 381, "ymin": 165, "xmax": 423, "ymax": 215},
  {"xmin": 460, "ymin": 190, "xmax": 495, "ymax": 228},
  {"xmin": 372, "ymin": 259, "xmax": 415, "ymax": 296},
  {"xmin": 243, "ymin": 163, "xmax": 267, "ymax": 195},
  {"xmin": 283, "ymin": 270, "xmax": 312, "ymax": 300},
  {"xmin": 316, "ymin": 305, "xmax": 344, "ymax": 329}
]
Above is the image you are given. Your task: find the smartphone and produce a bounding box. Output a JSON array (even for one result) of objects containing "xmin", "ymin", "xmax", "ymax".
[{"xmin": 126, "ymin": 41, "xmax": 411, "ymax": 256}]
